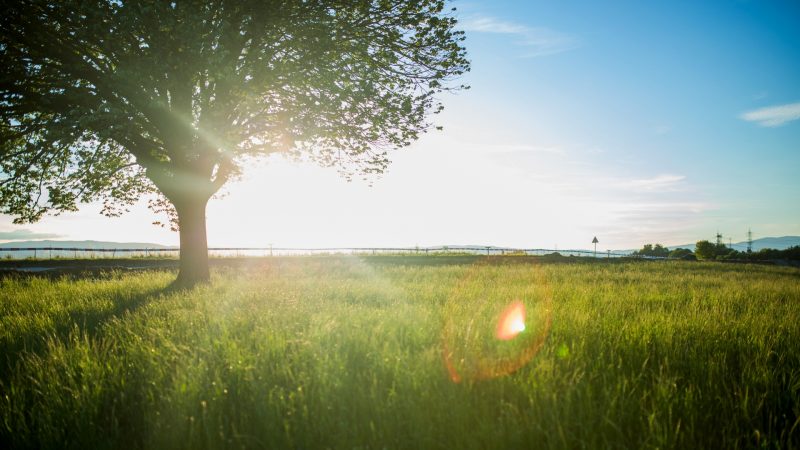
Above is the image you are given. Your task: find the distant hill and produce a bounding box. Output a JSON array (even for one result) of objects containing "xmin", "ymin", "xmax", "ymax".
[
  {"xmin": 667, "ymin": 236, "xmax": 800, "ymax": 252},
  {"xmin": 0, "ymin": 240, "xmax": 175, "ymax": 249}
]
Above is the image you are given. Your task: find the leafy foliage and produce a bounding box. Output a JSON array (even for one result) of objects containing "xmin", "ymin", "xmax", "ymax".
[
  {"xmin": 751, "ymin": 245, "xmax": 800, "ymax": 261},
  {"xmin": 694, "ymin": 240, "xmax": 726, "ymax": 260},
  {"xmin": 695, "ymin": 240, "xmax": 800, "ymax": 261},
  {"xmin": 0, "ymin": 0, "xmax": 469, "ymax": 220},
  {"xmin": 667, "ymin": 247, "xmax": 694, "ymax": 260},
  {"xmin": 631, "ymin": 243, "xmax": 670, "ymax": 258}
]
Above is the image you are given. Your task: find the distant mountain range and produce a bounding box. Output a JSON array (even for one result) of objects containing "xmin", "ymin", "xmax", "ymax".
[{"xmin": 0, "ymin": 240, "xmax": 175, "ymax": 249}]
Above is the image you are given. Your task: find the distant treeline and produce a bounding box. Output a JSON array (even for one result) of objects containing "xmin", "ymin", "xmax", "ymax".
[{"xmin": 631, "ymin": 242, "xmax": 800, "ymax": 261}]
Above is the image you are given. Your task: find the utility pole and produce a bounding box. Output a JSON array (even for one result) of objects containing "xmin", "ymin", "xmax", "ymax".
[
  {"xmin": 747, "ymin": 228, "xmax": 753, "ymax": 253},
  {"xmin": 592, "ymin": 236, "xmax": 599, "ymax": 258},
  {"xmin": 716, "ymin": 231, "xmax": 723, "ymax": 246}
]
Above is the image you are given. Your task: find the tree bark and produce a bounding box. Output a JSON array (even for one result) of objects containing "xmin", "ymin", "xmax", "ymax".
[{"xmin": 174, "ymin": 195, "xmax": 210, "ymax": 287}]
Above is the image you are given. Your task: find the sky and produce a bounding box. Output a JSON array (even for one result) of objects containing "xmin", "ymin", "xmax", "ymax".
[{"xmin": 1, "ymin": 0, "xmax": 799, "ymax": 250}]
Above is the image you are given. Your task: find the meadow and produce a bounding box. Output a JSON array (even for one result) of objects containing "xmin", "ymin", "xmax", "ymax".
[{"xmin": 1, "ymin": 256, "xmax": 798, "ymax": 449}]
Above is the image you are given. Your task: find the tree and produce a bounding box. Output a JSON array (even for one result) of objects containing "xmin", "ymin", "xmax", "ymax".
[
  {"xmin": 694, "ymin": 240, "xmax": 716, "ymax": 260},
  {"xmin": 632, "ymin": 243, "xmax": 670, "ymax": 258},
  {"xmin": 748, "ymin": 246, "xmax": 800, "ymax": 262},
  {"xmin": 694, "ymin": 240, "xmax": 733, "ymax": 260},
  {"xmin": 696, "ymin": 239, "xmax": 746, "ymax": 261},
  {"xmin": 0, "ymin": 0, "xmax": 469, "ymax": 285}
]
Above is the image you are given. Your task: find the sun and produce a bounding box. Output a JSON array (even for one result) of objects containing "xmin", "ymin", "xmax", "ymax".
[{"xmin": 496, "ymin": 301, "xmax": 526, "ymax": 341}]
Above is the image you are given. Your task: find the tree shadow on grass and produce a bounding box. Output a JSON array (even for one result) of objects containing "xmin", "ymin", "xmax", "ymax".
[
  {"xmin": 0, "ymin": 270, "xmax": 204, "ymax": 450},
  {"xmin": 0, "ymin": 272, "xmax": 175, "ymax": 384}
]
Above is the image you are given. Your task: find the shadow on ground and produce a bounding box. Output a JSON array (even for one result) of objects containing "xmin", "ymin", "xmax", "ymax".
[{"xmin": 0, "ymin": 282, "xmax": 171, "ymax": 383}]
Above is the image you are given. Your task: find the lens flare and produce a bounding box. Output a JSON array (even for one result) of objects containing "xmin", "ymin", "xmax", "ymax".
[
  {"xmin": 496, "ymin": 301, "xmax": 526, "ymax": 340},
  {"xmin": 442, "ymin": 258, "xmax": 552, "ymax": 383}
]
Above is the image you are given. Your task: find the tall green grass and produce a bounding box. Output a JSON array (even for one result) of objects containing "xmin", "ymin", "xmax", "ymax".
[{"xmin": 1, "ymin": 257, "xmax": 798, "ymax": 449}]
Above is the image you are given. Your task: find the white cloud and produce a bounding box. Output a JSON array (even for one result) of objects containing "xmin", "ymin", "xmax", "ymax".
[
  {"xmin": 460, "ymin": 16, "xmax": 579, "ymax": 57},
  {"xmin": 740, "ymin": 102, "xmax": 800, "ymax": 127},
  {"xmin": 479, "ymin": 140, "xmax": 709, "ymax": 247},
  {"xmin": 481, "ymin": 143, "xmax": 564, "ymax": 154},
  {"xmin": 618, "ymin": 174, "xmax": 687, "ymax": 192}
]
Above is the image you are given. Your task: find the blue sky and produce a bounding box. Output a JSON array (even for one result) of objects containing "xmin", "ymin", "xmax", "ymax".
[
  {"xmin": 445, "ymin": 0, "xmax": 800, "ymax": 247},
  {"xmin": 1, "ymin": 0, "xmax": 798, "ymax": 249}
]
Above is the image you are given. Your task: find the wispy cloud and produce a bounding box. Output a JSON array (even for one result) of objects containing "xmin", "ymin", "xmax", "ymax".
[
  {"xmin": 740, "ymin": 102, "xmax": 800, "ymax": 127},
  {"xmin": 0, "ymin": 228, "xmax": 63, "ymax": 241},
  {"xmin": 460, "ymin": 16, "xmax": 579, "ymax": 57},
  {"xmin": 595, "ymin": 201, "xmax": 713, "ymax": 248},
  {"xmin": 618, "ymin": 174, "xmax": 687, "ymax": 192},
  {"xmin": 484, "ymin": 143, "xmax": 564, "ymax": 154}
]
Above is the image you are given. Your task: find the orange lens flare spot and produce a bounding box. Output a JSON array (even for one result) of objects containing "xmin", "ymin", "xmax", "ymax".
[{"xmin": 495, "ymin": 301, "xmax": 526, "ymax": 341}]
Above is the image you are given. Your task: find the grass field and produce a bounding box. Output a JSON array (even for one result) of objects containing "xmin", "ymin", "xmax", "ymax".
[{"xmin": 1, "ymin": 256, "xmax": 798, "ymax": 449}]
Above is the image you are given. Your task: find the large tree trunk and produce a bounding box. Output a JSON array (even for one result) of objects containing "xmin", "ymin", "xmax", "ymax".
[{"xmin": 174, "ymin": 195, "xmax": 210, "ymax": 287}]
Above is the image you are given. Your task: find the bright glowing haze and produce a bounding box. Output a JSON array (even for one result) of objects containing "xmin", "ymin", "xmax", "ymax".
[{"xmin": 2, "ymin": 0, "xmax": 799, "ymax": 250}]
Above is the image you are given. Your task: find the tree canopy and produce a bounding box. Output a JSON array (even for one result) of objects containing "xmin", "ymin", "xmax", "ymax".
[
  {"xmin": 631, "ymin": 243, "xmax": 670, "ymax": 258},
  {"xmin": 695, "ymin": 240, "xmax": 800, "ymax": 261},
  {"xmin": 0, "ymin": 0, "xmax": 470, "ymax": 284}
]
